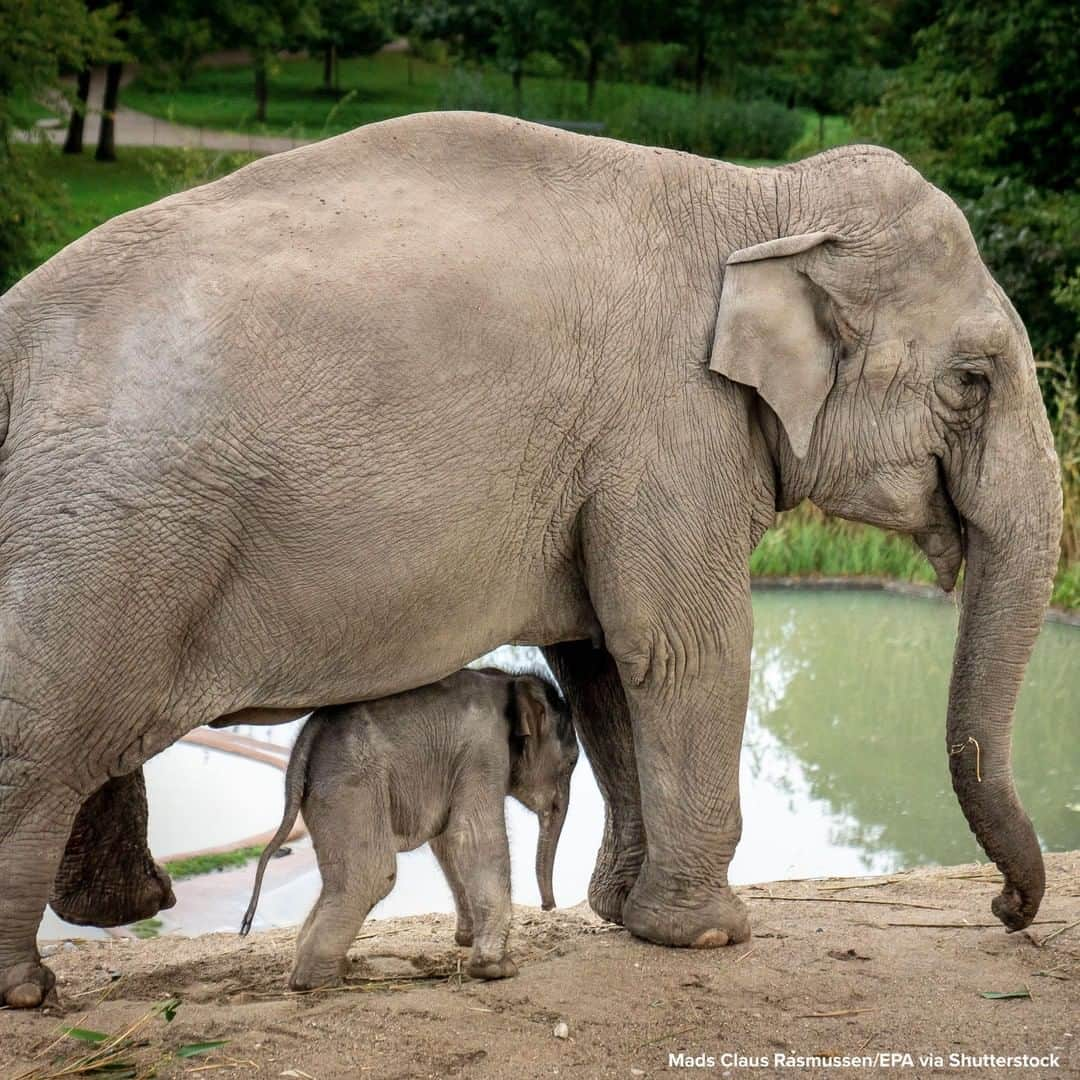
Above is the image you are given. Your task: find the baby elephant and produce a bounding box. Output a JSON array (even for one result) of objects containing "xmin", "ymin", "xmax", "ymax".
[{"xmin": 241, "ymin": 668, "xmax": 578, "ymax": 990}]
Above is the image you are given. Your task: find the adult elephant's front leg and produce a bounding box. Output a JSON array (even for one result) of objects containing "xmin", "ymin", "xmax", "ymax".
[
  {"xmin": 543, "ymin": 641, "xmax": 645, "ymax": 925},
  {"xmin": 584, "ymin": 495, "xmax": 753, "ymax": 948}
]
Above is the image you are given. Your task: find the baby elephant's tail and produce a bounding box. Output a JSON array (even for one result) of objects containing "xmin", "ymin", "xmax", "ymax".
[{"xmin": 239, "ymin": 715, "xmax": 322, "ymax": 936}]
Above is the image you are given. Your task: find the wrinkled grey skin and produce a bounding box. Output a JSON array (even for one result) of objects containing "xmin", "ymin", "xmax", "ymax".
[
  {"xmin": 240, "ymin": 669, "xmax": 577, "ymax": 990},
  {"xmin": 0, "ymin": 112, "xmax": 1061, "ymax": 1008}
]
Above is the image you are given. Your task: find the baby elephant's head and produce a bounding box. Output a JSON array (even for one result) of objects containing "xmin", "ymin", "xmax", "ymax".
[{"xmin": 506, "ymin": 675, "xmax": 578, "ymax": 911}]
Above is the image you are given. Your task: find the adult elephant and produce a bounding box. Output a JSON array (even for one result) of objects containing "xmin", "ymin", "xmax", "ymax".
[{"xmin": 0, "ymin": 113, "xmax": 1061, "ymax": 1007}]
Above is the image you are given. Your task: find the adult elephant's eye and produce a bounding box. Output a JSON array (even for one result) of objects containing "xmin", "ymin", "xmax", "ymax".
[{"xmin": 937, "ymin": 367, "xmax": 989, "ymax": 412}]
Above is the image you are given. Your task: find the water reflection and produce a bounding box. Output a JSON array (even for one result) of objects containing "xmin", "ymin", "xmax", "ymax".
[{"xmin": 746, "ymin": 590, "xmax": 1079, "ymax": 869}]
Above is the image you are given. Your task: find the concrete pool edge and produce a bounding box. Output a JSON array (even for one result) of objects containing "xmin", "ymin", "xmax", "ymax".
[{"xmin": 165, "ymin": 728, "xmax": 308, "ymax": 865}]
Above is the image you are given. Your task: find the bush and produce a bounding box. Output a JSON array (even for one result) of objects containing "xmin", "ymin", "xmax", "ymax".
[
  {"xmin": 0, "ymin": 143, "xmax": 61, "ymax": 291},
  {"xmin": 608, "ymin": 42, "xmax": 690, "ymax": 88},
  {"xmin": 437, "ymin": 67, "xmax": 511, "ymax": 113},
  {"xmin": 618, "ymin": 95, "xmax": 802, "ymax": 160},
  {"xmin": 960, "ymin": 179, "xmax": 1080, "ymax": 359}
]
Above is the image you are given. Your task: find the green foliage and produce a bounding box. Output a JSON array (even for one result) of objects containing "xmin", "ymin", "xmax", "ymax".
[
  {"xmin": 163, "ymin": 845, "xmax": 265, "ymax": 879},
  {"xmin": 751, "ymin": 504, "xmax": 1080, "ymax": 610},
  {"xmin": 437, "ymin": 66, "xmax": 507, "ymax": 112},
  {"xmin": 0, "ymin": 0, "xmax": 124, "ymax": 289},
  {"xmin": 959, "ymin": 179, "xmax": 1080, "ymax": 358},
  {"xmin": 131, "ymin": 917, "xmax": 163, "ymax": 939},
  {"xmin": 751, "ymin": 505, "xmax": 937, "ymax": 584},
  {"xmin": 13, "ymin": 145, "xmax": 256, "ymax": 272},
  {"xmin": 778, "ymin": 0, "xmax": 891, "ymax": 118},
  {"xmin": 311, "ymin": 0, "xmax": 389, "ymax": 58},
  {"xmin": 858, "ymin": 0, "xmax": 1079, "ymax": 193},
  {"xmin": 619, "ymin": 94, "xmax": 803, "ymax": 160},
  {"xmin": 130, "ymin": 1, "xmax": 216, "ymax": 90},
  {"xmin": 1041, "ymin": 356, "xmax": 1080, "ymax": 568},
  {"xmin": 606, "ymin": 41, "xmax": 689, "ymax": 88},
  {"xmin": 124, "ymin": 50, "xmax": 445, "ymax": 133}
]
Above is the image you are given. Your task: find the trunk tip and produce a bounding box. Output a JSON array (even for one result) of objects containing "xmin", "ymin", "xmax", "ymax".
[{"xmin": 992, "ymin": 885, "xmax": 1040, "ymax": 932}]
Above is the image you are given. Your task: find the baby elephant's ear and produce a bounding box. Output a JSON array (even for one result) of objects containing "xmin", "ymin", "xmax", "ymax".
[{"xmin": 513, "ymin": 679, "xmax": 547, "ymax": 739}]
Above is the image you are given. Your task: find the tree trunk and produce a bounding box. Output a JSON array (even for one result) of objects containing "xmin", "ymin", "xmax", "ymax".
[
  {"xmin": 512, "ymin": 65, "xmax": 523, "ymax": 115},
  {"xmin": 63, "ymin": 67, "xmax": 92, "ymax": 155},
  {"xmin": 407, "ymin": 50, "xmax": 414, "ymax": 86},
  {"xmin": 255, "ymin": 51, "xmax": 269, "ymax": 124},
  {"xmin": 694, "ymin": 3, "xmax": 707, "ymax": 95},
  {"xmin": 94, "ymin": 61, "xmax": 122, "ymax": 162},
  {"xmin": 585, "ymin": 44, "xmax": 599, "ymax": 113}
]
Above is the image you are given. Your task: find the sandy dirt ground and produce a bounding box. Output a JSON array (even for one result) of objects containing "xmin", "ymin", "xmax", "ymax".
[{"xmin": 2, "ymin": 853, "xmax": 1077, "ymax": 1079}]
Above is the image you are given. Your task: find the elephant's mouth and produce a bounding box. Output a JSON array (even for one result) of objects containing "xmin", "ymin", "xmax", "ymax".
[{"xmin": 914, "ymin": 475, "xmax": 965, "ymax": 592}]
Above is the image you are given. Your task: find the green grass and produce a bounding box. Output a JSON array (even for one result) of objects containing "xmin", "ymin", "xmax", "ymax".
[
  {"xmin": 163, "ymin": 845, "xmax": 265, "ymax": 881},
  {"xmin": 752, "ymin": 505, "xmax": 1080, "ymax": 611},
  {"xmin": 18, "ymin": 145, "xmax": 257, "ymax": 266},
  {"xmin": 123, "ymin": 51, "xmax": 830, "ymax": 160},
  {"xmin": 124, "ymin": 53, "xmax": 447, "ymax": 138},
  {"xmin": 751, "ymin": 506, "xmax": 937, "ymax": 583},
  {"xmin": 130, "ymin": 917, "xmax": 163, "ymax": 939}
]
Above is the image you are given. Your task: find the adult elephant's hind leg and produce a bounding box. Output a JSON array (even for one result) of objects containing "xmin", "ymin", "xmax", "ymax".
[
  {"xmin": 50, "ymin": 770, "xmax": 176, "ymax": 927},
  {"xmin": 542, "ymin": 641, "xmax": 645, "ymax": 925}
]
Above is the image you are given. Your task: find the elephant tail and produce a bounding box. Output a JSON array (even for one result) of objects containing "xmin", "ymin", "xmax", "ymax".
[{"xmin": 239, "ymin": 714, "xmax": 322, "ymax": 936}]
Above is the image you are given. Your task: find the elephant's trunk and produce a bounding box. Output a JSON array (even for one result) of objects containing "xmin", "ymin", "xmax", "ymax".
[
  {"xmin": 947, "ymin": 476, "xmax": 1060, "ymax": 930},
  {"xmin": 536, "ymin": 785, "xmax": 570, "ymax": 911}
]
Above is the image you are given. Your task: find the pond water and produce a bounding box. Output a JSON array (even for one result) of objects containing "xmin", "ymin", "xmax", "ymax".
[{"xmin": 38, "ymin": 590, "xmax": 1080, "ymax": 938}]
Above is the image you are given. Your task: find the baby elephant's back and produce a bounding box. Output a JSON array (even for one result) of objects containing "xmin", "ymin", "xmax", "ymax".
[{"xmin": 308, "ymin": 676, "xmax": 509, "ymax": 849}]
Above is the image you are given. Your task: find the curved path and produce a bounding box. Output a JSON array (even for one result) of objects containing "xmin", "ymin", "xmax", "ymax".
[{"xmin": 38, "ymin": 64, "xmax": 310, "ymax": 155}]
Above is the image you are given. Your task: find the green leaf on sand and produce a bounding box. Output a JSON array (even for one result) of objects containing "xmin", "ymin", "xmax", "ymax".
[
  {"xmin": 176, "ymin": 1040, "xmax": 229, "ymax": 1058},
  {"xmin": 979, "ymin": 988, "xmax": 1031, "ymax": 1000},
  {"xmin": 61, "ymin": 1026, "xmax": 110, "ymax": 1043}
]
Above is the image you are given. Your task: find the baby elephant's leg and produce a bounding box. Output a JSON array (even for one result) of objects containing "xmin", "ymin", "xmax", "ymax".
[
  {"xmin": 290, "ymin": 796, "xmax": 396, "ymax": 991},
  {"xmin": 431, "ymin": 833, "xmax": 473, "ymax": 947},
  {"xmin": 439, "ymin": 807, "xmax": 516, "ymax": 980}
]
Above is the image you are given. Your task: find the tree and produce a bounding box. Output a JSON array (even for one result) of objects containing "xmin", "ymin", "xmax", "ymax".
[
  {"xmin": 859, "ymin": 1, "xmax": 1080, "ymax": 381},
  {"xmin": 309, "ymin": 0, "xmax": 389, "ymax": 94},
  {"xmin": 492, "ymin": 0, "xmax": 552, "ymax": 113},
  {"xmin": 0, "ymin": 0, "xmax": 123, "ymax": 286},
  {"xmin": 664, "ymin": 0, "xmax": 791, "ymax": 97},
  {"xmin": 548, "ymin": 0, "xmax": 619, "ymax": 112},
  {"xmin": 218, "ymin": 0, "xmax": 322, "ymax": 123},
  {"xmin": 861, "ymin": 0, "xmax": 1079, "ymax": 193},
  {"xmin": 62, "ymin": 67, "xmax": 92, "ymax": 154},
  {"xmin": 779, "ymin": 0, "xmax": 890, "ymax": 146}
]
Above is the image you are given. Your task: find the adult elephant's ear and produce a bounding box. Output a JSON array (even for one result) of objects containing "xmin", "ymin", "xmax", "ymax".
[{"xmin": 708, "ymin": 231, "xmax": 841, "ymax": 459}]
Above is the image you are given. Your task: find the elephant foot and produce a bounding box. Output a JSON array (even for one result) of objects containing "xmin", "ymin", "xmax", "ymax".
[
  {"xmin": 466, "ymin": 954, "xmax": 518, "ymax": 980},
  {"xmin": 454, "ymin": 927, "xmax": 474, "ymax": 947},
  {"xmin": 51, "ymin": 862, "xmax": 176, "ymax": 928},
  {"xmin": 622, "ymin": 873, "xmax": 750, "ymax": 949},
  {"xmin": 2, "ymin": 959, "xmax": 57, "ymax": 1010},
  {"xmin": 587, "ymin": 838, "xmax": 645, "ymax": 925},
  {"xmin": 588, "ymin": 877, "xmax": 632, "ymax": 925},
  {"xmin": 289, "ymin": 956, "xmax": 347, "ymax": 992}
]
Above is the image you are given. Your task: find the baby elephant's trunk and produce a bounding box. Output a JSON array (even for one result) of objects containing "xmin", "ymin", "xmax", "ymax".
[{"xmin": 536, "ymin": 782, "xmax": 570, "ymax": 911}]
